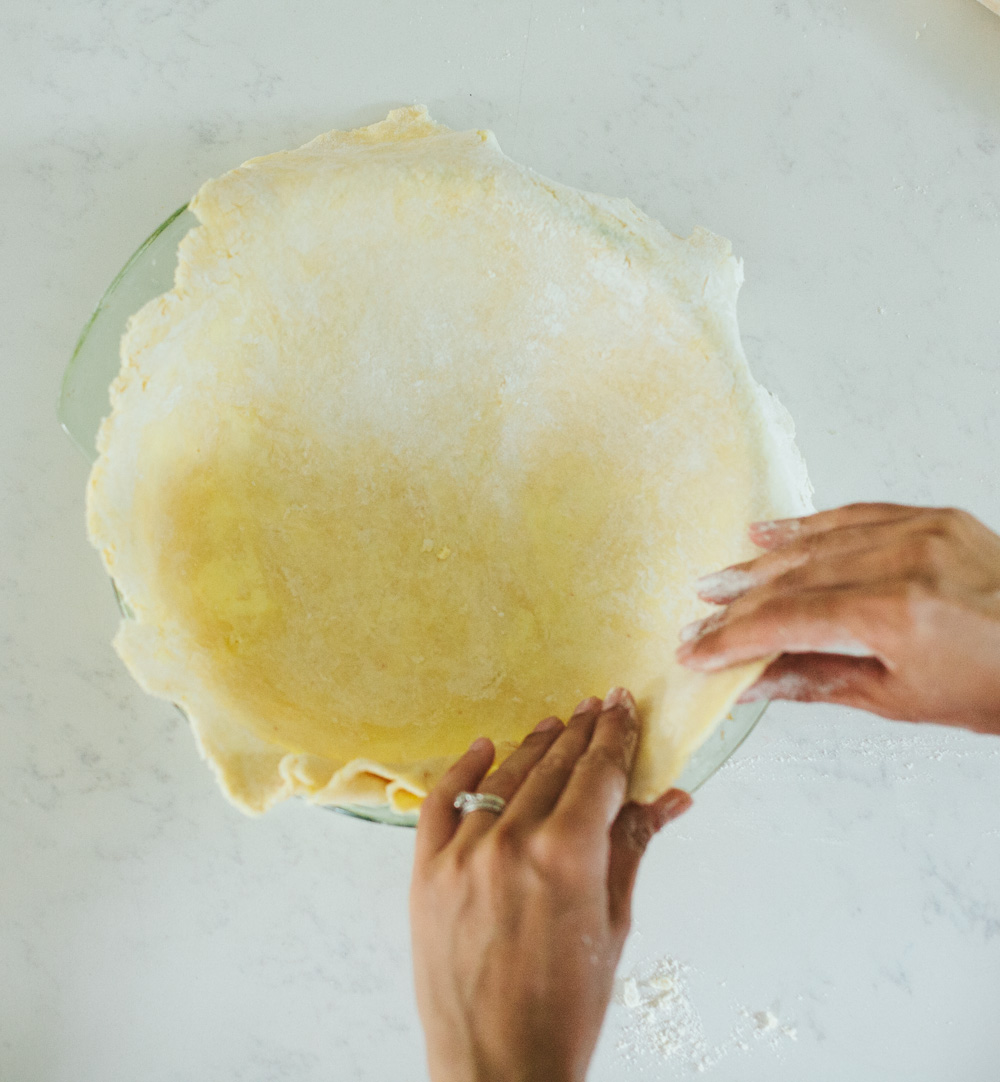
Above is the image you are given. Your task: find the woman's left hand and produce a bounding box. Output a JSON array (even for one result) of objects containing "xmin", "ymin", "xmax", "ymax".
[{"xmin": 409, "ymin": 688, "xmax": 691, "ymax": 1082}]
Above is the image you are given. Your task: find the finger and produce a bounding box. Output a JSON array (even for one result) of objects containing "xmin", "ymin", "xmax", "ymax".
[
  {"xmin": 676, "ymin": 587, "xmax": 886, "ymax": 672},
  {"xmin": 451, "ymin": 715, "xmax": 565, "ymax": 854},
  {"xmin": 693, "ymin": 526, "xmax": 942, "ymax": 611},
  {"xmin": 415, "ymin": 736, "xmax": 495, "ymax": 865},
  {"xmin": 550, "ymin": 688, "xmax": 641, "ymax": 846},
  {"xmin": 502, "ymin": 697, "xmax": 602, "ymax": 827},
  {"xmin": 608, "ymin": 790, "xmax": 692, "ymax": 930},
  {"xmin": 738, "ymin": 653, "xmax": 891, "ymax": 713},
  {"xmin": 749, "ymin": 503, "xmax": 921, "ymax": 551},
  {"xmin": 695, "ymin": 519, "xmax": 919, "ymax": 605}
]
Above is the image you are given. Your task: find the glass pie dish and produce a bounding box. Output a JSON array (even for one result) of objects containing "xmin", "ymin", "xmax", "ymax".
[{"xmin": 59, "ymin": 206, "xmax": 768, "ymax": 827}]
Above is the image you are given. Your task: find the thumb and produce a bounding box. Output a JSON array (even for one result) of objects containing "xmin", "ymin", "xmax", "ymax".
[
  {"xmin": 738, "ymin": 653, "xmax": 889, "ymax": 711},
  {"xmin": 608, "ymin": 789, "xmax": 692, "ymax": 930}
]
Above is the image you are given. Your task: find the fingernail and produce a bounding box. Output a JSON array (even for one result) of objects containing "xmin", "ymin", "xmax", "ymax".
[
  {"xmin": 655, "ymin": 789, "xmax": 692, "ymax": 827},
  {"xmin": 470, "ymin": 736, "xmax": 492, "ymax": 753},
  {"xmin": 679, "ymin": 617, "xmax": 708, "ymax": 643},
  {"xmin": 695, "ymin": 568, "xmax": 755, "ymax": 603},
  {"xmin": 679, "ymin": 611, "xmax": 724, "ymax": 644},
  {"xmin": 571, "ymin": 696, "xmax": 602, "ymax": 717},
  {"xmin": 603, "ymin": 686, "xmax": 637, "ymax": 719},
  {"xmin": 532, "ymin": 715, "xmax": 563, "ymax": 733}
]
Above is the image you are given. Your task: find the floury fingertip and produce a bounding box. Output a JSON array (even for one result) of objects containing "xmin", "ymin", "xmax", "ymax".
[
  {"xmin": 694, "ymin": 567, "xmax": 756, "ymax": 603},
  {"xmin": 679, "ymin": 618, "xmax": 707, "ymax": 643},
  {"xmin": 678, "ymin": 610, "xmax": 725, "ymax": 644},
  {"xmin": 749, "ymin": 518, "xmax": 801, "ymax": 544},
  {"xmin": 603, "ymin": 686, "xmax": 637, "ymax": 718}
]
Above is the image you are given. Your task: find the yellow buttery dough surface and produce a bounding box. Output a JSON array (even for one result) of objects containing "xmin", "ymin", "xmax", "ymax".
[{"xmin": 87, "ymin": 107, "xmax": 811, "ymax": 814}]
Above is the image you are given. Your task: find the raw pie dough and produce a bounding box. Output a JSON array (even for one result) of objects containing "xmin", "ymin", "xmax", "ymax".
[{"xmin": 88, "ymin": 107, "xmax": 812, "ymax": 815}]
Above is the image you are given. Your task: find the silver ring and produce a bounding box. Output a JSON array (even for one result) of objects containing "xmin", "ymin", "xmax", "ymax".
[{"xmin": 453, "ymin": 790, "xmax": 507, "ymax": 819}]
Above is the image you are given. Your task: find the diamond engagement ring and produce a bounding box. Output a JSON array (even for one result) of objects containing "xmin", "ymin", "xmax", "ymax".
[{"xmin": 453, "ymin": 791, "xmax": 507, "ymax": 819}]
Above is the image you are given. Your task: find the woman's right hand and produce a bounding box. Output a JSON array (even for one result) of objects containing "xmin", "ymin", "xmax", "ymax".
[{"xmin": 677, "ymin": 503, "xmax": 1000, "ymax": 735}]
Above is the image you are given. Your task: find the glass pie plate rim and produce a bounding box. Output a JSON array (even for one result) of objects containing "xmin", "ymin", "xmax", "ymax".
[{"xmin": 59, "ymin": 205, "xmax": 768, "ymax": 828}]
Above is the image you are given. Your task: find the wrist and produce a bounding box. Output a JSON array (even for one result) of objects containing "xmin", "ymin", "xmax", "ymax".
[
  {"xmin": 427, "ymin": 1044, "xmax": 581, "ymax": 1082},
  {"xmin": 431, "ymin": 1066, "xmax": 578, "ymax": 1082}
]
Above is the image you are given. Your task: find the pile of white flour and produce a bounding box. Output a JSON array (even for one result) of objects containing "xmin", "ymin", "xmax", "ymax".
[{"xmin": 614, "ymin": 956, "xmax": 797, "ymax": 1073}]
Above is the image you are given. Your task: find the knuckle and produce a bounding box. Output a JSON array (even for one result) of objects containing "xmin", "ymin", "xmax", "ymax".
[
  {"xmin": 893, "ymin": 577, "xmax": 933, "ymax": 619},
  {"xmin": 907, "ymin": 532, "xmax": 935, "ymax": 560},
  {"xmin": 529, "ymin": 826, "xmax": 584, "ymax": 880},
  {"xmin": 939, "ymin": 506, "xmax": 969, "ymax": 530},
  {"xmin": 585, "ymin": 743, "xmax": 631, "ymax": 778},
  {"xmin": 799, "ymin": 532, "xmax": 826, "ymax": 556},
  {"xmin": 953, "ymin": 507, "xmax": 979, "ymax": 531},
  {"xmin": 779, "ymin": 550, "xmax": 813, "ymax": 582},
  {"xmin": 841, "ymin": 501, "xmax": 881, "ymax": 518},
  {"xmin": 940, "ymin": 506, "xmax": 979, "ymax": 545},
  {"xmin": 489, "ymin": 819, "xmax": 523, "ymax": 857},
  {"xmin": 732, "ymin": 583, "xmax": 778, "ymax": 618},
  {"xmin": 905, "ymin": 530, "xmax": 949, "ymax": 573},
  {"xmin": 755, "ymin": 591, "xmax": 791, "ymax": 624},
  {"xmin": 922, "ymin": 508, "xmax": 963, "ymax": 543},
  {"xmin": 566, "ymin": 711, "xmax": 596, "ymax": 736},
  {"xmin": 904, "ymin": 576, "xmax": 943, "ymax": 615},
  {"xmin": 771, "ymin": 563, "xmax": 810, "ymax": 592},
  {"xmin": 534, "ymin": 751, "xmax": 574, "ymax": 779}
]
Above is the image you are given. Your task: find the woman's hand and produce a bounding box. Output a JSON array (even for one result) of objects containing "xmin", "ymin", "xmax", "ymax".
[
  {"xmin": 409, "ymin": 689, "xmax": 691, "ymax": 1082},
  {"xmin": 677, "ymin": 503, "xmax": 1000, "ymax": 735}
]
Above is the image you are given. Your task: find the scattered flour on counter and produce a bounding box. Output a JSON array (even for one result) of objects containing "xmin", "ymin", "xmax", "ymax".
[
  {"xmin": 746, "ymin": 1006, "xmax": 798, "ymax": 1044},
  {"xmin": 614, "ymin": 957, "xmax": 798, "ymax": 1074},
  {"xmin": 752, "ymin": 1009, "xmax": 779, "ymax": 1032},
  {"xmin": 716, "ymin": 726, "xmax": 1000, "ymax": 788},
  {"xmin": 615, "ymin": 958, "xmax": 717, "ymax": 1072}
]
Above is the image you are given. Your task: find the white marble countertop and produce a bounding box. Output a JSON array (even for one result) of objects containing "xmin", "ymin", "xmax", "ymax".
[{"xmin": 3, "ymin": 1, "xmax": 999, "ymax": 1079}]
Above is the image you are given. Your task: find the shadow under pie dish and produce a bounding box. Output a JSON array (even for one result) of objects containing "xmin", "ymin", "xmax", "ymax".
[{"xmin": 64, "ymin": 107, "xmax": 812, "ymax": 824}]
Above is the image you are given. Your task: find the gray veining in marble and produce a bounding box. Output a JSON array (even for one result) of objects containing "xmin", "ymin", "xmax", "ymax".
[{"xmin": 2, "ymin": 1, "xmax": 999, "ymax": 1079}]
